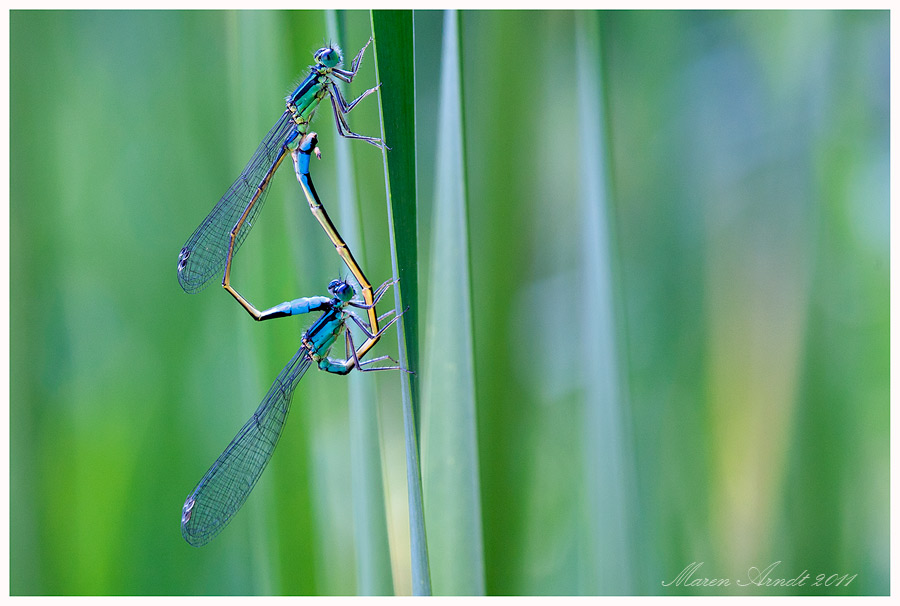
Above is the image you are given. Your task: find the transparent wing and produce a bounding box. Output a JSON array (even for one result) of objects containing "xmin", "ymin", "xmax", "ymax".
[
  {"xmin": 177, "ymin": 110, "xmax": 297, "ymax": 294},
  {"xmin": 181, "ymin": 348, "xmax": 313, "ymax": 546}
]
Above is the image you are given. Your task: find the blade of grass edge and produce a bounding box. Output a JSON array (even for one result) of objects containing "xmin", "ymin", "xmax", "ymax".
[
  {"xmin": 420, "ymin": 10, "xmax": 485, "ymax": 595},
  {"xmin": 370, "ymin": 9, "xmax": 432, "ymax": 596}
]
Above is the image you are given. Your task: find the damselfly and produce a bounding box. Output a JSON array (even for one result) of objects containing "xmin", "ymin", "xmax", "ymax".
[
  {"xmin": 181, "ymin": 278, "xmax": 404, "ymax": 547},
  {"xmin": 176, "ymin": 40, "xmax": 386, "ymax": 356}
]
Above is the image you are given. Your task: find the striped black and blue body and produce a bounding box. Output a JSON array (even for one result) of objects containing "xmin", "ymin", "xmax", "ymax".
[
  {"xmin": 176, "ymin": 39, "xmax": 384, "ymax": 297},
  {"xmin": 180, "ymin": 278, "xmax": 405, "ymax": 547}
]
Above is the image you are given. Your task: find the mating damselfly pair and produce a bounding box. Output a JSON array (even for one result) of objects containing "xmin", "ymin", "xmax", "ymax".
[{"xmin": 176, "ymin": 38, "xmax": 406, "ymax": 547}]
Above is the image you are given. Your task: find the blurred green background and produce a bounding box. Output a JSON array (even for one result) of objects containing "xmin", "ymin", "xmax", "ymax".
[{"xmin": 10, "ymin": 9, "xmax": 888, "ymax": 596}]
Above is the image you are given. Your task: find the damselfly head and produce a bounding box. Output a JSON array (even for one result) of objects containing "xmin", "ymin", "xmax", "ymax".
[
  {"xmin": 327, "ymin": 279, "xmax": 355, "ymax": 302},
  {"xmin": 314, "ymin": 44, "xmax": 343, "ymax": 69}
]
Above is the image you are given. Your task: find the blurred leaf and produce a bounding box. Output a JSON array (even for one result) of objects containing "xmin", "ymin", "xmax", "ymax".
[
  {"xmin": 419, "ymin": 10, "xmax": 485, "ymax": 596},
  {"xmin": 574, "ymin": 12, "xmax": 633, "ymax": 594}
]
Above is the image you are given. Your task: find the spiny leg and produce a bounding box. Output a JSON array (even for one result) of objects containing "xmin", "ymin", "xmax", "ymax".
[
  {"xmin": 343, "ymin": 331, "xmax": 401, "ymax": 368},
  {"xmin": 326, "ymin": 84, "xmax": 385, "ymax": 149},
  {"xmin": 370, "ymin": 277, "xmax": 398, "ymax": 304},
  {"xmin": 348, "ymin": 306, "xmax": 406, "ymax": 341},
  {"xmin": 375, "ymin": 309, "xmax": 397, "ymax": 323},
  {"xmin": 331, "ymin": 81, "xmax": 381, "ymax": 113},
  {"xmin": 336, "ymin": 305, "xmax": 408, "ymax": 372},
  {"xmin": 345, "ymin": 327, "xmax": 408, "ymax": 373},
  {"xmin": 350, "ymin": 278, "xmax": 399, "ymax": 310},
  {"xmin": 331, "ymin": 37, "xmax": 372, "ymax": 81}
]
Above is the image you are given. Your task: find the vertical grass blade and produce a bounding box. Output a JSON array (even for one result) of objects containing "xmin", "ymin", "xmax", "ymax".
[
  {"xmin": 371, "ymin": 10, "xmax": 420, "ymax": 389},
  {"xmin": 371, "ymin": 9, "xmax": 432, "ymax": 596},
  {"xmin": 325, "ymin": 10, "xmax": 394, "ymax": 595},
  {"xmin": 419, "ymin": 10, "xmax": 485, "ymax": 595},
  {"xmin": 574, "ymin": 13, "xmax": 634, "ymax": 594}
]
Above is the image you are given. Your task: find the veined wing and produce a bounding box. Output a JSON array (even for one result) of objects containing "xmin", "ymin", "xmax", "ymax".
[
  {"xmin": 177, "ymin": 110, "xmax": 297, "ymax": 294},
  {"xmin": 181, "ymin": 348, "xmax": 312, "ymax": 547}
]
